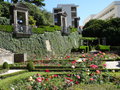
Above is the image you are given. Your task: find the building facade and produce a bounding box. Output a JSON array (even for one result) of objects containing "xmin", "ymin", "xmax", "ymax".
[
  {"xmin": 53, "ymin": 4, "xmax": 79, "ymax": 28},
  {"xmin": 83, "ymin": 1, "xmax": 120, "ymax": 25}
]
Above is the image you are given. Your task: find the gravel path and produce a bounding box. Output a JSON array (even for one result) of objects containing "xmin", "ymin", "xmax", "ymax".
[
  {"xmin": 106, "ymin": 61, "xmax": 120, "ymax": 69},
  {"xmin": 0, "ymin": 69, "xmax": 24, "ymax": 76}
]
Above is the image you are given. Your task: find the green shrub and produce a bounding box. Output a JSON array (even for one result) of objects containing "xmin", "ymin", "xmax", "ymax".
[
  {"xmin": 32, "ymin": 25, "xmax": 61, "ymax": 34},
  {"xmin": 79, "ymin": 46, "xmax": 89, "ymax": 52},
  {"xmin": 27, "ymin": 61, "xmax": 34, "ymax": 71},
  {"xmin": 70, "ymin": 27, "xmax": 77, "ymax": 33},
  {"xmin": 0, "ymin": 17, "xmax": 10, "ymax": 25},
  {"xmin": 0, "ymin": 25, "xmax": 13, "ymax": 32},
  {"xmin": 96, "ymin": 45, "xmax": 110, "ymax": 51},
  {"xmin": 2, "ymin": 62, "xmax": 9, "ymax": 69},
  {"xmin": 0, "ymin": 70, "xmax": 28, "ymax": 79}
]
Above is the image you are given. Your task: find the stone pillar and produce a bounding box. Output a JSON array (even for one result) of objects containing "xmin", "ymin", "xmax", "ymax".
[
  {"xmin": 25, "ymin": 11, "xmax": 29, "ymax": 33},
  {"xmin": 25, "ymin": 11, "xmax": 28, "ymax": 26},
  {"xmin": 14, "ymin": 10, "xmax": 18, "ymax": 25}
]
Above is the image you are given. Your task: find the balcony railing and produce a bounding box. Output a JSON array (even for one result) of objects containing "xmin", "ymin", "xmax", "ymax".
[{"xmin": 13, "ymin": 24, "xmax": 32, "ymax": 37}]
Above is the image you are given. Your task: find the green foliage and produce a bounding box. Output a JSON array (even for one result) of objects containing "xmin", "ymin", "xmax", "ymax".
[
  {"xmin": 96, "ymin": 45, "xmax": 110, "ymax": 51},
  {"xmin": 80, "ymin": 37, "xmax": 98, "ymax": 40},
  {"xmin": 32, "ymin": 25, "xmax": 61, "ymax": 34},
  {"xmin": 0, "ymin": 17, "xmax": 10, "ymax": 25},
  {"xmin": 29, "ymin": 16, "xmax": 36, "ymax": 26},
  {"xmin": 2, "ymin": 62, "xmax": 9, "ymax": 69},
  {"xmin": 24, "ymin": 2, "xmax": 53, "ymax": 26},
  {"xmin": 20, "ymin": 0, "xmax": 45, "ymax": 7},
  {"xmin": 0, "ymin": 25, "xmax": 13, "ymax": 32},
  {"xmin": 0, "ymin": 31, "xmax": 80, "ymax": 59},
  {"xmin": 68, "ymin": 83, "xmax": 119, "ymax": 90},
  {"xmin": 0, "ymin": 72, "xmax": 71, "ymax": 89},
  {"xmin": 27, "ymin": 61, "xmax": 34, "ymax": 71},
  {"xmin": 83, "ymin": 18, "xmax": 120, "ymax": 45},
  {"xmin": 79, "ymin": 46, "xmax": 89, "ymax": 52},
  {"xmin": 0, "ymin": 70, "xmax": 28, "ymax": 79},
  {"xmin": 69, "ymin": 27, "xmax": 77, "ymax": 33},
  {"xmin": 0, "ymin": 2, "xmax": 11, "ymax": 18}
]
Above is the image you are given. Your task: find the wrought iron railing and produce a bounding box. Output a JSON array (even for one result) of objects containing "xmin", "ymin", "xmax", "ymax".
[{"xmin": 14, "ymin": 24, "xmax": 32, "ymax": 35}]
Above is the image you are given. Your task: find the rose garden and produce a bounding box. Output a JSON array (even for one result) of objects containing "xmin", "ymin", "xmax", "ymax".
[{"xmin": 0, "ymin": 0, "xmax": 120, "ymax": 90}]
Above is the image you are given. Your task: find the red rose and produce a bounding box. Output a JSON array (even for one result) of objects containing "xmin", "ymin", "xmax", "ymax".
[
  {"xmin": 45, "ymin": 69, "xmax": 50, "ymax": 72},
  {"xmin": 75, "ymin": 81, "xmax": 79, "ymax": 84},
  {"xmin": 36, "ymin": 77, "xmax": 42, "ymax": 82},
  {"xmin": 90, "ymin": 64, "xmax": 98, "ymax": 69},
  {"xmin": 53, "ymin": 74, "xmax": 58, "ymax": 77},
  {"xmin": 96, "ymin": 70, "xmax": 101, "ymax": 74},
  {"xmin": 71, "ymin": 60, "xmax": 76, "ymax": 64},
  {"xmin": 90, "ymin": 78, "xmax": 94, "ymax": 81}
]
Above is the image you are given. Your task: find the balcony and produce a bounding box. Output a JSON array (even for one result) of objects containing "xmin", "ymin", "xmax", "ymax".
[{"xmin": 13, "ymin": 24, "xmax": 32, "ymax": 37}]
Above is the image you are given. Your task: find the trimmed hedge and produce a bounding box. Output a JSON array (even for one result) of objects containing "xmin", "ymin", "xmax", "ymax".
[
  {"xmin": 27, "ymin": 61, "xmax": 34, "ymax": 71},
  {"xmin": 96, "ymin": 45, "xmax": 110, "ymax": 51},
  {"xmin": 0, "ymin": 25, "xmax": 13, "ymax": 32},
  {"xmin": 3, "ymin": 62, "xmax": 9, "ymax": 69},
  {"xmin": 70, "ymin": 27, "xmax": 77, "ymax": 33},
  {"xmin": 79, "ymin": 46, "xmax": 89, "ymax": 52},
  {"xmin": 0, "ymin": 70, "xmax": 28, "ymax": 79},
  {"xmin": 32, "ymin": 25, "xmax": 61, "ymax": 34}
]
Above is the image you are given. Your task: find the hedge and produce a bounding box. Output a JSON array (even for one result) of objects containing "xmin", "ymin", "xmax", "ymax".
[
  {"xmin": 0, "ymin": 70, "xmax": 28, "ymax": 79},
  {"xmin": 96, "ymin": 45, "xmax": 110, "ymax": 51},
  {"xmin": 70, "ymin": 27, "xmax": 77, "ymax": 33},
  {"xmin": 32, "ymin": 25, "xmax": 61, "ymax": 34},
  {"xmin": 0, "ymin": 25, "xmax": 13, "ymax": 32},
  {"xmin": 79, "ymin": 46, "xmax": 89, "ymax": 52}
]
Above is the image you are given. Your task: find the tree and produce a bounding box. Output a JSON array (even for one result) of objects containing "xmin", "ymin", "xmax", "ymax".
[
  {"xmin": 24, "ymin": 2, "xmax": 53, "ymax": 26},
  {"xmin": 0, "ymin": 2, "xmax": 11, "ymax": 18},
  {"xmin": 26, "ymin": 0, "xmax": 45, "ymax": 7},
  {"xmin": 83, "ymin": 18, "xmax": 120, "ymax": 46},
  {"xmin": 11, "ymin": 0, "xmax": 45, "ymax": 7},
  {"xmin": 83, "ymin": 19, "xmax": 106, "ymax": 37}
]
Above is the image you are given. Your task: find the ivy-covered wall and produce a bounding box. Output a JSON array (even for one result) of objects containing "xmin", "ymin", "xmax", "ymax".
[{"xmin": 0, "ymin": 31, "xmax": 81, "ymax": 59}]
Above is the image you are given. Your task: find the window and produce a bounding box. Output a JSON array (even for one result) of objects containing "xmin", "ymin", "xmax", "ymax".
[
  {"xmin": 71, "ymin": 12, "xmax": 77, "ymax": 18},
  {"xmin": 54, "ymin": 9, "xmax": 62, "ymax": 13},
  {"xmin": 71, "ymin": 7, "xmax": 76, "ymax": 11}
]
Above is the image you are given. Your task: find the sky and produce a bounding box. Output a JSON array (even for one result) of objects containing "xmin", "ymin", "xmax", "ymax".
[{"xmin": 43, "ymin": 0, "xmax": 119, "ymax": 25}]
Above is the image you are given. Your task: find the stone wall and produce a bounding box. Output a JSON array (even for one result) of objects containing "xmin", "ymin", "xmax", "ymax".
[
  {"xmin": 0, "ymin": 31, "xmax": 81, "ymax": 59},
  {"xmin": 0, "ymin": 48, "xmax": 14, "ymax": 65}
]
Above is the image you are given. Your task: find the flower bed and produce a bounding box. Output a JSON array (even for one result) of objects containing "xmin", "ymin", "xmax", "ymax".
[
  {"xmin": 10, "ymin": 73, "xmax": 111, "ymax": 90},
  {"xmin": 0, "ymin": 51, "xmax": 120, "ymax": 89}
]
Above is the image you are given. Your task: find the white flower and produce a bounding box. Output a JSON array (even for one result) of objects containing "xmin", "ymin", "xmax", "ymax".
[
  {"xmin": 71, "ymin": 65, "xmax": 75, "ymax": 69},
  {"xmin": 76, "ymin": 58, "xmax": 83, "ymax": 62}
]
